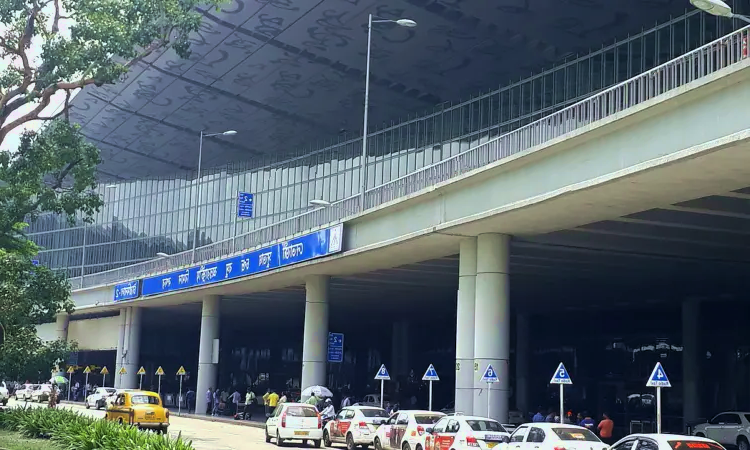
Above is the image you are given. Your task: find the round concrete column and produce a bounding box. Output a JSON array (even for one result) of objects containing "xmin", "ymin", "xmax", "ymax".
[
  {"xmin": 473, "ymin": 233, "xmax": 510, "ymax": 422},
  {"xmin": 114, "ymin": 309, "xmax": 127, "ymax": 388},
  {"xmin": 455, "ymin": 237, "xmax": 477, "ymax": 416},
  {"xmin": 301, "ymin": 275, "xmax": 329, "ymax": 394},
  {"xmin": 121, "ymin": 307, "xmax": 142, "ymax": 389},
  {"xmin": 53, "ymin": 313, "xmax": 70, "ymax": 377},
  {"xmin": 682, "ymin": 298, "xmax": 701, "ymax": 428},
  {"xmin": 195, "ymin": 296, "xmax": 220, "ymax": 415},
  {"xmin": 515, "ymin": 313, "xmax": 530, "ymax": 415}
]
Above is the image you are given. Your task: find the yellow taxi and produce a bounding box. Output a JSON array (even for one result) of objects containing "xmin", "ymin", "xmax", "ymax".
[{"xmin": 104, "ymin": 390, "xmax": 169, "ymax": 433}]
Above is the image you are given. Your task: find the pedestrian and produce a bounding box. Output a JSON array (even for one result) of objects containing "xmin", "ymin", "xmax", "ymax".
[
  {"xmin": 278, "ymin": 391, "xmax": 287, "ymax": 405},
  {"xmin": 267, "ymin": 389, "xmax": 279, "ymax": 415},
  {"xmin": 533, "ymin": 408, "xmax": 545, "ymax": 422},
  {"xmin": 340, "ymin": 392, "xmax": 351, "ymax": 409},
  {"xmin": 47, "ymin": 384, "xmax": 58, "ymax": 409},
  {"xmin": 212, "ymin": 389, "xmax": 221, "ymax": 416},
  {"xmin": 598, "ymin": 413, "xmax": 614, "ymax": 444},
  {"xmin": 73, "ymin": 381, "xmax": 80, "ymax": 401},
  {"xmin": 231, "ymin": 388, "xmax": 241, "ymax": 415},
  {"xmin": 306, "ymin": 393, "xmax": 320, "ymax": 406},
  {"xmin": 263, "ymin": 389, "xmax": 271, "ymax": 416},
  {"xmin": 205, "ymin": 388, "xmax": 213, "ymax": 415},
  {"xmin": 545, "ymin": 408, "xmax": 556, "ymax": 423},
  {"xmin": 580, "ymin": 412, "xmax": 595, "ymax": 430},
  {"xmin": 245, "ymin": 388, "xmax": 256, "ymax": 420},
  {"xmin": 185, "ymin": 388, "xmax": 196, "ymax": 414}
]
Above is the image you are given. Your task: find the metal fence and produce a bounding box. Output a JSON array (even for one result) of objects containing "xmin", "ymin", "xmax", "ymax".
[{"xmin": 70, "ymin": 25, "xmax": 750, "ymax": 290}]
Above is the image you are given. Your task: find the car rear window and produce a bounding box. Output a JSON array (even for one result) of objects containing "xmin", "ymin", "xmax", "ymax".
[
  {"xmin": 361, "ymin": 409, "xmax": 388, "ymax": 418},
  {"xmin": 287, "ymin": 406, "xmax": 318, "ymax": 417},
  {"xmin": 669, "ymin": 441, "xmax": 724, "ymax": 450},
  {"xmin": 551, "ymin": 428, "xmax": 601, "ymax": 442},
  {"xmin": 131, "ymin": 395, "xmax": 160, "ymax": 405},
  {"xmin": 467, "ymin": 420, "xmax": 507, "ymax": 432},
  {"xmin": 415, "ymin": 415, "xmax": 444, "ymax": 424}
]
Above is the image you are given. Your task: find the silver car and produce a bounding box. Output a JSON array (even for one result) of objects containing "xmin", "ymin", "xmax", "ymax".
[{"xmin": 693, "ymin": 412, "xmax": 750, "ymax": 450}]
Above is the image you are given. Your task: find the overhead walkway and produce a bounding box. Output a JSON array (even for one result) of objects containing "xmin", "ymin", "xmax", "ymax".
[{"xmin": 70, "ymin": 26, "xmax": 750, "ymax": 293}]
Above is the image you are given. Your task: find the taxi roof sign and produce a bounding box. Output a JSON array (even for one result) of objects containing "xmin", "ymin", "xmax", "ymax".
[
  {"xmin": 118, "ymin": 367, "xmax": 127, "ymax": 375},
  {"xmin": 177, "ymin": 366, "xmax": 187, "ymax": 376},
  {"xmin": 67, "ymin": 366, "xmax": 75, "ymax": 374},
  {"xmin": 422, "ymin": 364, "xmax": 439, "ymax": 381},
  {"xmin": 137, "ymin": 366, "xmax": 146, "ymax": 375},
  {"xmin": 646, "ymin": 362, "xmax": 671, "ymax": 388},
  {"xmin": 100, "ymin": 366, "xmax": 109, "ymax": 375},
  {"xmin": 550, "ymin": 362, "xmax": 573, "ymax": 385},
  {"xmin": 83, "ymin": 367, "xmax": 91, "ymax": 374},
  {"xmin": 155, "ymin": 366, "xmax": 165, "ymax": 376}
]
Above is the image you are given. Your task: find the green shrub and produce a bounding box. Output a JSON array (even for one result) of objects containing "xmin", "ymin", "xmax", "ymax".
[{"xmin": 0, "ymin": 407, "xmax": 193, "ymax": 450}]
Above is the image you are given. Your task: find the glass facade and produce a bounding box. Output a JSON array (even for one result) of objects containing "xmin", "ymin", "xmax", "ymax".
[{"xmin": 26, "ymin": 9, "xmax": 746, "ymax": 278}]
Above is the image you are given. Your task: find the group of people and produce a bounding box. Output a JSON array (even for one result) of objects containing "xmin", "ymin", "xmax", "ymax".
[{"xmin": 532, "ymin": 408, "xmax": 614, "ymax": 443}]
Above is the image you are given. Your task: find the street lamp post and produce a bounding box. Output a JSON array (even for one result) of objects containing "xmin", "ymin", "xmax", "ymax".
[
  {"xmin": 359, "ymin": 14, "xmax": 417, "ymax": 211},
  {"xmin": 691, "ymin": 0, "xmax": 750, "ymax": 22},
  {"xmin": 191, "ymin": 130, "xmax": 237, "ymax": 263}
]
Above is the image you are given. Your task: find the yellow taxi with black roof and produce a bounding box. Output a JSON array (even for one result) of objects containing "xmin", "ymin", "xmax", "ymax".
[{"xmin": 104, "ymin": 390, "xmax": 169, "ymax": 433}]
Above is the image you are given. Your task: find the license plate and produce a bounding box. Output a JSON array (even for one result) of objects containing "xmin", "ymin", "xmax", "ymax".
[
  {"xmin": 146, "ymin": 412, "xmax": 155, "ymax": 416},
  {"xmin": 487, "ymin": 443, "xmax": 498, "ymax": 449},
  {"xmin": 295, "ymin": 431, "xmax": 309, "ymax": 436}
]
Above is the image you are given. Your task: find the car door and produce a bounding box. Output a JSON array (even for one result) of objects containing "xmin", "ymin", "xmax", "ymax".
[
  {"xmin": 391, "ymin": 413, "xmax": 409, "ymax": 449},
  {"xmin": 337, "ymin": 409, "xmax": 356, "ymax": 441},
  {"xmin": 427, "ymin": 418, "xmax": 450, "ymax": 450},
  {"xmin": 331, "ymin": 409, "xmax": 348, "ymax": 441},
  {"xmin": 706, "ymin": 414, "xmax": 735, "ymax": 444},
  {"xmin": 267, "ymin": 405, "xmax": 282, "ymax": 435},
  {"xmin": 435, "ymin": 419, "xmax": 460, "ymax": 450},
  {"xmin": 525, "ymin": 427, "xmax": 545, "ymax": 450},
  {"xmin": 718, "ymin": 413, "xmax": 743, "ymax": 444},
  {"xmin": 508, "ymin": 426, "xmax": 529, "ymax": 450},
  {"xmin": 379, "ymin": 414, "xmax": 398, "ymax": 449}
]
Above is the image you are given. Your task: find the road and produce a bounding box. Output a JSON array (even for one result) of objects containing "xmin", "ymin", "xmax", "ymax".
[{"xmin": 6, "ymin": 399, "xmax": 304, "ymax": 450}]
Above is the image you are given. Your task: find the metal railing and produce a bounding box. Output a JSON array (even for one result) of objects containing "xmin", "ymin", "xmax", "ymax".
[{"xmin": 70, "ymin": 26, "xmax": 750, "ymax": 291}]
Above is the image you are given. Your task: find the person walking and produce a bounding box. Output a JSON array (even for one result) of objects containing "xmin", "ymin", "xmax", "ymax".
[
  {"xmin": 47, "ymin": 384, "xmax": 58, "ymax": 409},
  {"xmin": 205, "ymin": 388, "xmax": 213, "ymax": 415},
  {"xmin": 212, "ymin": 389, "xmax": 221, "ymax": 416},
  {"xmin": 185, "ymin": 388, "xmax": 196, "ymax": 414},
  {"xmin": 267, "ymin": 389, "xmax": 279, "ymax": 415},
  {"xmin": 263, "ymin": 389, "xmax": 271, "ymax": 417},
  {"xmin": 244, "ymin": 389, "xmax": 256, "ymax": 420},
  {"xmin": 598, "ymin": 413, "xmax": 614, "ymax": 444},
  {"xmin": 231, "ymin": 388, "xmax": 241, "ymax": 415}
]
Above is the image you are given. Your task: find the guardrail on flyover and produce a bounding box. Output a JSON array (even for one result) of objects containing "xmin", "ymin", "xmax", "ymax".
[{"xmin": 69, "ymin": 26, "xmax": 750, "ymax": 291}]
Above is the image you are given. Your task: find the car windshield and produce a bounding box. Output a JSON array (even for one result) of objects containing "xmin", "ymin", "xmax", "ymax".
[
  {"xmin": 669, "ymin": 441, "xmax": 725, "ymax": 450},
  {"xmin": 551, "ymin": 428, "xmax": 601, "ymax": 442},
  {"xmin": 414, "ymin": 415, "xmax": 444, "ymax": 424},
  {"xmin": 361, "ymin": 409, "xmax": 388, "ymax": 418},
  {"xmin": 287, "ymin": 406, "xmax": 318, "ymax": 417},
  {"xmin": 467, "ymin": 420, "xmax": 507, "ymax": 432},
  {"xmin": 131, "ymin": 395, "xmax": 160, "ymax": 405}
]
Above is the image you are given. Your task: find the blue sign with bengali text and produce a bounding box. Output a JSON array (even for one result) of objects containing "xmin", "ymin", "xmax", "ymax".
[
  {"xmin": 141, "ymin": 224, "xmax": 344, "ymax": 297},
  {"xmin": 31, "ymin": 260, "xmax": 39, "ymax": 266},
  {"xmin": 114, "ymin": 280, "xmax": 140, "ymax": 302},
  {"xmin": 328, "ymin": 332, "xmax": 344, "ymax": 363},
  {"xmin": 237, "ymin": 192, "xmax": 254, "ymax": 218}
]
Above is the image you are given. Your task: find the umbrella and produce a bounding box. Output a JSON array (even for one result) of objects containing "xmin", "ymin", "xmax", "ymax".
[
  {"xmin": 301, "ymin": 385, "xmax": 333, "ymax": 398},
  {"xmin": 49, "ymin": 376, "xmax": 68, "ymax": 385}
]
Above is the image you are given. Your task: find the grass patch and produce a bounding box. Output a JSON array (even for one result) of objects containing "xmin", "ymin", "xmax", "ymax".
[{"xmin": 0, "ymin": 429, "xmax": 63, "ymax": 450}]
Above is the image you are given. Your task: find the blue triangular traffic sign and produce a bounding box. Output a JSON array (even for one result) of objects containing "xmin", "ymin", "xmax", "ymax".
[
  {"xmin": 550, "ymin": 362, "xmax": 573, "ymax": 385},
  {"xmin": 374, "ymin": 364, "xmax": 391, "ymax": 380},
  {"xmin": 480, "ymin": 364, "xmax": 499, "ymax": 383},
  {"xmin": 646, "ymin": 362, "xmax": 671, "ymax": 387},
  {"xmin": 422, "ymin": 364, "xmax": 439, "ymax": 381}
]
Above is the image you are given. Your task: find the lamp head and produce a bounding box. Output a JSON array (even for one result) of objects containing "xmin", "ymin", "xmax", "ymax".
[
  {"xmin": 395, "ymin": 19, "xmax": 417, "ymax": 27},
  {"xmin": 222, "ymin": 130, "xmax": 237, "ymax": 135},
  {"xmin": 155, "ymin": 252, "xmax": 170, "ymax": 258},
  {"xmin": 690, "ymin": 0, "xmax": 733, "ymax": 17},
  {"xmin": 309, "ymin": 199, "xmax": 332, "ymax": 208}
]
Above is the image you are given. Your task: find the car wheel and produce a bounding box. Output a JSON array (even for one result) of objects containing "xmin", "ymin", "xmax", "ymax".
[
  {"xmin": 738, "ymin": 437, "xmax": 749, "ymax": 450},
  {"xmin": 265, "ymin": 428, "xmax": 272, "ymax": 443},
  {"xmin": 313, "ymin": 440, "xmax": 322, "ymax": 448},
  {"xmin": 118, "ymin": 418, "xmax": 124, "ymax": 425},
  {"xmin": 403, "ymin": 442, "xmax": 411, "ymax": 450},
  {"xmin": 323, "ymin": 430, "xmax": 332, "ymax": 447},
  {"xmin": 416, "ymin": 446, "xmax": 423, "ymax": 450},
  {"xmin": 85, "ymin": 401, "xmax": 90, "ymax": 409},
  {"xmin": 374, "ymin": 438, "xmax": 383, "ymax": 450},
  {"xmin": 347, "ymin": 434, "xmax": 356, "ymax": 450},
  {"xmin": 276, "ymin": 430, "xmax": 284, "ymax": 446}
]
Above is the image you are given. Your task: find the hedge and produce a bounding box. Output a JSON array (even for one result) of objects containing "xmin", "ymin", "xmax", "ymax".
[{"xmin": 0, "ymin": 407, "xmax": 194, "ymax": 450}]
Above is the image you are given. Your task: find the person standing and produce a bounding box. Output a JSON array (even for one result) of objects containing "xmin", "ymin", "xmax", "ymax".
[
  {"xmin": 533, "ymin": 408, "xmax": 545, "ymax": 423},
  {"xmin": 267, "ymin": 389, "xmax": 279, "ymax": 414},
  {"xmin": 185, "ymin": 388, "xmax": 196, "ymax": 414},
  {"xmin": 263, "ymin": 389, "xmax": 271, "ymax": 417},
  {"xmin": 231, "ymin": 388, "xmax": 241, "ymax": 415},
  {"xmin": 245, "ymin": 389, "xmax": 256, "ymax": 420},
  {"xmin": 47, "ymin": 384, "xmax": 58, "ymax": 409},
  {"xmin": 278, "ymin": 391, "xmax": 287, "ymax": 405},
  {"xmin": 598, "ymin": 413, "xmax": 614, "ymax": 444},
  {"xmin": 205, "ymin": 388, "xmax": 213, "ymax": 415},
  {"xmin": 580, "ymin": 412, "xmax": 596, "ymax": 430}
]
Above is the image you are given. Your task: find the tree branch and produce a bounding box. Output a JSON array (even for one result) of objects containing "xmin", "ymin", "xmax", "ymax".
[{"xmin": 52, "ymin": 0, "xmax": 62, "ymax": 33}]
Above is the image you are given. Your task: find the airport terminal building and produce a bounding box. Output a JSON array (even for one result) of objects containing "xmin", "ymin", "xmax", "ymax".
[{"xmin": 30, "ymin": 0, "xmax": 750, "ymax": 436}]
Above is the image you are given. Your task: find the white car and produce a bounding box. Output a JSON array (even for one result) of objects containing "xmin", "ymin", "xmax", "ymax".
[
  {"xmin": 105, "ymin": 389, "xmax": 140, "ymax": 407},
  {"xmin": 266, "ymin": 402, "xmax": 323, "ymax": 447},
  {"xmin": 358, "ymin": 394, "xmax": 390, "ymax": 407},
  {"xmin": 693, "ymin": 412, "xmax": 750, "ymax": 450},
  {"xmin": 324, "ymin": 405, "xmax": 389, "ymax": 449},
  {"xmin": 30, "ymin": 384, "xmax": 53, "ymax": 403},
  {"xmin": 611, "ymin": 434, "xmax": 725, "ymax": 450},
  {"xmin": 15, "ymin": 384, "xmax": 39, "ymax": 401},
  {"xmin": 0, "ymin": 382, "xmax": 9, "ymax": 406},
  {"xmin": 85, "ymin": 387, "xmax": 116, "ymax": 410},
  {"xmin": 373, "ymin": 410, "xmax": 446, "ymax": 450},
  {"xmin": 505, "ymin": 423, "xmax": 607, "ymax": 450},
  {"xmin": 425, "ymin": 415, "xmax": 510, "ymax": 450}
]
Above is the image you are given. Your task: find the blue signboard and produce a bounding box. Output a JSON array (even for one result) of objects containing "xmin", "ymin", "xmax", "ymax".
[
  {"xmin": 141, "ymin": 224, "xmax": 344, "ymax": 296},
  {"xmin": 327, "ymin": 332, "xmax": 344, "ymax": 363},
  {"xmin": 114, "ymin": 280, "xmax": 140, "ymax": 302},
  {"xmin": 31, "ymin": 260, "xmax": 39, "ymax": 266},
  {"xmin": 237, "ymin": 192, "xmax": 254, "ymax": 218}
]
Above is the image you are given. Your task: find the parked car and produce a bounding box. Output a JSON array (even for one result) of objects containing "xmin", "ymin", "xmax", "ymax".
[
  {"xmin": 30, "ymin": 384, "xmax": 53, "ymax": 403},
  {"xmin": 373, "ymin": 410, "xmax": 446, "ymax": 450},
  {"xmin": 0, "ymin": 382, "xmax": 9, "ymax": 406},
  {"xmin": 266, "ymin": 402, "xmax": 323, "ymax": 447},
  {"xmin": 613, "ymin": 434, "xmax": 725, "ymax": 450},
  {"xmin": 503, "ymin": 423, "xmax": 607, "ymax": 450},
  {"xmin": 15, "ymin": 384, "xmax": 39, "ymax": 401},
  {"xmin": 85, "ymin": 387, "xmax": 116, "ymax": 410},
  {"xmin": 323, "ymin": 405, "xmax": 388, "ymax": 449},
  {"xmin": 105, "ymin": 390, "xmax": 169, "ymax": 433},
  {"xmin": 693, "ymin": 412, "xmax": 750, "ymax": 450},
  {"xmin": 425, "ymin": 415, "xmax": 510, "ymax": 450}
]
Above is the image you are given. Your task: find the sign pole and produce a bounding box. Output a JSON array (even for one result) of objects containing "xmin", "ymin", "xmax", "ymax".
[
  {"xmin": 656, "ymin": 387, "xmax": 662, "ymax": 434},
  {"xmin": 178, "ymin": 375, "xmax": 183, "ymax": 416},
  {"xmin": 559, "ymin": 384, "xmax": 564, "ymax": 424},
  {"xmin": 646, "ymin": 362, "xmax": 671, "ymax": 435},
  {"xmin": 139, "ymin": 374, "xmax": 143, "ymax": 390},
  {"xmin": 158, "ymin": 375, "xmax": 162, "ymax": 396},
  {"xmin": 374, "ymin": 364, "xmax": 390, "ymax": 409},
  {"xmin": 487, "ymin": 382, "xmax": 491, "ymax": 418},
  {"xmin": 380, "ymin": 379, "xmax": 384, "ymax": 409},
  {"xmin": 422, "ymin": 364, "xmax": 439, "ymax": 412},
  {"xmin": 429, "ymin": 381, "xmax": 433, "ymax": 411},
  {"xmin": 103, "ymin": 374, "xmax": 107, "ymax": 387},
  {"xmin": 480, "ymin": 364, "xmax": 498, "ymax": 419},
  {"xmin": 550, "ymin": 362, "xmax": 572, "ymax": 424},
  {"xmin": 67, "ymin": 371, "xmax": 72, "ymax": 401},
  {"xmin": 84, "ymin": 372, "xmax": 89, "ymax": 395}
]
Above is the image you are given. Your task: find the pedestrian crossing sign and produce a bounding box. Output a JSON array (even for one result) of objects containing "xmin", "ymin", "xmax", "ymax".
[
  {"xmin": 118, "ymin": 367, "xmax": 127, "ymax": 375},
  {"xmin": 550, "ymin": 362, "xmax": 573, "ymax": 385},
  {"xmin": 646, "ymin": 362, "xmax": 671, "ymax": 388},
  {"xmin": 177, "ymin": 366, "xmax": 186, "ymax": 376},
  {"xmin": 374, "ymin": 364, "xmax": 391, "ymax": 380},
  {"xmin": 100, "ymin": 366, "xmax": 109, "ymax": 375},
  {"xmin": 422, "ymin": 364, "xmax": 440, "ymax": 381},
  {"xmin": 83, "ymin": 367, "xmax": 91, "ymax": 374},
  {"xmin": 137, "ymin": 367, "xmax": 146, "ymax": 375},
  {"xmin": 155, "ymin": 366, "xmax": 165, "ymax": 376},
  {"xmin": 481, "ymin": 364, "xmax": 499, "ymax": 383},
  {"xmin": 67, "ymin": 366, "xmax": 75, "ymax": 374}
]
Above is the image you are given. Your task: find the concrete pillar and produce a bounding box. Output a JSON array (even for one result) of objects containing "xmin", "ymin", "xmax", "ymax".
[
  {"xmin": 55, "ymin": 313, "xmax": 69, "ymax": 342},
  {"xmin": 455, "ymin": 238, "xmax": 477, "ymax": 416},
  {"xmin": 114, "ymin": 309, "xmax": 127, "ymax": 388},
  {"xmin": 473, "ymin": 233, "xmax": 510, "ymax": 422},
  {"xmin": 515, "ymin": 313, "xmax": 530, "ymax": 415},
  {"xmin": 302, "ymin": 276, "xmax": 329, "ymax": 394},
  {"xmin": 121, "ymin": 307, "xmax": 142, "ymax": 389},
  {"xmin": 682, "ymin": 298, "xmax": 700, "ymax": 428},
  {"xmin": 392, "ymin": 321, "xmax": 409, "ymax": 378},
  {"xmin": 195, "ymin": 296, "xmax": 220, "ymax": 415}
]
